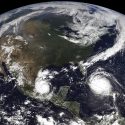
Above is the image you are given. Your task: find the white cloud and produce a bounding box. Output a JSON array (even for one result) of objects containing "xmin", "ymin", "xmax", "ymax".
[{"xmin": 36, "ymin": 115, "xmax": 56, "ymax": 125}]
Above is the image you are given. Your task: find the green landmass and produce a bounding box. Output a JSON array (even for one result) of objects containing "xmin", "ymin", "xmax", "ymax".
[{"xmin": 51, "ymin": 86, "xmax": 80, "ymax": 116}]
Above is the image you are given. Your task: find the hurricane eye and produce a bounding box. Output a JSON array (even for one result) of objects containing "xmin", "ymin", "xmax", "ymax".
[{"xmin": 87, "ymin": 69, "xmax": 113, "ymax": 96}]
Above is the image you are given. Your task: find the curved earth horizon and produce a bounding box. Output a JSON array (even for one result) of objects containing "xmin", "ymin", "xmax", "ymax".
[{"xmin": 0, "ymin": 1, "xmax": 125, "ymax": 125}]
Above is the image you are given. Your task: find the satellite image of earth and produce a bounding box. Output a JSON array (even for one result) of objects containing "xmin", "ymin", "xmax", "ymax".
[{"xmin": 0, "ymin": 1, "xmax": 125, "ymax": 125}]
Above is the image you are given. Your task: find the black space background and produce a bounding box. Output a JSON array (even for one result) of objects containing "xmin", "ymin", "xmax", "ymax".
[{"xmin": 0, "ymin": 0, "xmax": 124, "ymax": 15}]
